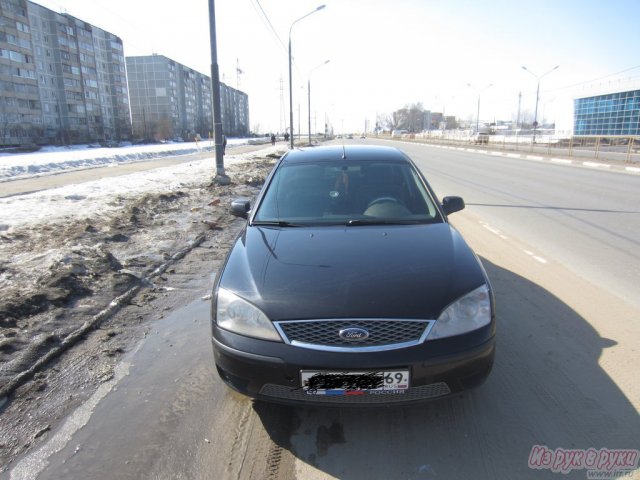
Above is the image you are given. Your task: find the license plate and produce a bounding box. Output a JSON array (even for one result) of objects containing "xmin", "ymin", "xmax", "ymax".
[{"xmin": 301, "ymin": 370, "xmax": 409, "ymax": 395}]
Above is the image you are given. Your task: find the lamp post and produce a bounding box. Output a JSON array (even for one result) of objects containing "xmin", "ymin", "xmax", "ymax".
[
  {"xmin": 288, "ymin": 5, "xmax": 326, "ymax": 149},
  {"xmin": 467, "ymin": 83, "xmax": 493, "ymax": 133},
  {"xmin": 521, "ymin": 65, "xmax": 559, "ymax": 143},
  {"xmin": 208, "ymin": 0, "xmax": 228, "ymax": 184},
  {"xmin": 308, "ymin": 59, "xmax": 330, "ymax": 145}
]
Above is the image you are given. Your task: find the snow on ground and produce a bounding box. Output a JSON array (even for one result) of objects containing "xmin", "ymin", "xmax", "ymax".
[
  {"xmin": 0, "ymin": 139, "xmax": 270, "ymax": 230},
  {"xmin": 0, "ymin": 149, "xmax": 246, "ymax": 229},
  {"xmin": 0, "ymin": 142, "xmax": 284, "ymax": 403},
  {"xmin": 0, "ymin": 138, "xmax": 256, "ymax": 182}
]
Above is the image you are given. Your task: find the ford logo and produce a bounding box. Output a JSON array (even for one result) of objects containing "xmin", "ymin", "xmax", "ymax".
[{"xmin": 339, "ymin": 327, "xmax": 370, "ymax": 341}]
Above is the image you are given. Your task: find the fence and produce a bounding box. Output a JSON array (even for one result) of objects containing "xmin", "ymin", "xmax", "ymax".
[{"xmin": 385, "ymin": 132, "xmax": 640, "ymax": 164}]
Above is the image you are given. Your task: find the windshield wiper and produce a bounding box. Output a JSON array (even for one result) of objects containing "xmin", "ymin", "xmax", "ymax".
[{"xmin": 251, "ymin": 220, "xmax": 305, "ymax": 227}]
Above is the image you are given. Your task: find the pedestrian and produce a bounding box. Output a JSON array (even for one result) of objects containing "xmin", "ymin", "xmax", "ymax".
[{"xmin": 271, "ymin": 134, "xmax": 276, "ymax": 145}]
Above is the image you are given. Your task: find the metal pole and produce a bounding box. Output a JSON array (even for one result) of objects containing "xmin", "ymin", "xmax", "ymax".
[
  {"xmin": 308, "ymin": 78, "xmax": 311, "ymax": 145},
  {"xmin": 307, "ymin": 59, "xmax": 329, "ymax": 146},
  {"xmin": 467, "ymin": 83, "xmax": 492, "ymax": 133},
  {"xmin": 288, "ymin": 5, "xmax": 326, "ymax": 150},
  {"xmin": 288, "ymin": 35, "xmax": 294, "ymax": 149},
  {"xmin": 522, "ymin": 65, "xmax": 559, "ymax": 145},
  {"xmin": 208, "ymin": 0, "xmax": 228, "ymax": 183},
  {"xmin": 533, "ymin": 79, "xmax": 540, "ymax": 143}
]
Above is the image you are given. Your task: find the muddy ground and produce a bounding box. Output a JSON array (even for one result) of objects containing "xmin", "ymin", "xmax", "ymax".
[{"xmin": 0, "ymin": 153, "xmax": 279, "ymax": 470}]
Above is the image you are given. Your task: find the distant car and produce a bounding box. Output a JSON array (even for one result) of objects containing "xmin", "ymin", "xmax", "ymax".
[
  {"xmin": 211, "ymin": 145, "xmax": 495, "ymax": 406},
  {"xmin": 360, "ymin": 134, "xmax": 366, "ymax": 139},
  {"xmin": 347, "ymin": 134, "xmax": 354, "ymax": 139},
  {"xmin": 473, "ymin": 133, "xmax": 490, "ymax": 144}
]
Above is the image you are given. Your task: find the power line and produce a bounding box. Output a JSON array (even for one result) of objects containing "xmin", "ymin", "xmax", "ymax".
[
  {"xmin": 249, "ymin": 0, "xmax": 287, "ymax": 53},
  {"xmin": 547, "ymin": 64, "xmax": 640, "ymax": 92}
]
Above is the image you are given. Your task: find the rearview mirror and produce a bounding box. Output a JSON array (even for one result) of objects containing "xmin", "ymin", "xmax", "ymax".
[
  {"xmin": 442, "ymin": 196, "xmax": 465, "ymax": 215},
  {"xmin": 230, "ymin": 199, "xmax": 251, "ymax": 219}
]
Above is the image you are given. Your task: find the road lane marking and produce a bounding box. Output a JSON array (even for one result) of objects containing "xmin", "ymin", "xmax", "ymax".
[
  {"xmin": 480, "ymin": 221, "xmax": 509, "ymax": 240},
  {"xmin": 523, "ymin": 250, "xmax": 548, "ymax": 264},
  {"xmin": 480, "ymin": 223, "xmax": 548, "ymax": 264}
]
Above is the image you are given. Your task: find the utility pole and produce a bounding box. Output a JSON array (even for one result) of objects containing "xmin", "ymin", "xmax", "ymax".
[
  {"xmin": 279, "ymin": 76, "xmax": 285, "ymax": 134},
  {"xmin": 516, "ymin": 92, "xmax": 522, "ymax": 130},
  {"xmin": 288, "ymin": 5, "xmax": 326, "ymax": 149},
  {"xmin": 522, "ymin": 65, "xmax": 559, "ymax": 143},
  {"xmin": 208, "ymin": 0, "xmax": 229, "ymax": 184}
]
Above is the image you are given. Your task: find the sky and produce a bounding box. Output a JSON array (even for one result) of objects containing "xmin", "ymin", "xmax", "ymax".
[{"xmin": 30, "ymin": 0, "xmax": 640, "ymax": 134}]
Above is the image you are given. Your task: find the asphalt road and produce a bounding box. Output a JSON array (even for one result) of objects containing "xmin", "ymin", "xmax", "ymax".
[
  {"xmin": 6, "ymin": 141, "xmax": 639, "ymax": 479},
  {"xmin": 390, "ymin": 138, "xmax": 640, "ymax": 310}
]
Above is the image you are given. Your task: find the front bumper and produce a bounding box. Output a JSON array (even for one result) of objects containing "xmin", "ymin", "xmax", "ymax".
[{"xmin": 211, "ymin": 325, "xmax": 495, "ymax": 406}]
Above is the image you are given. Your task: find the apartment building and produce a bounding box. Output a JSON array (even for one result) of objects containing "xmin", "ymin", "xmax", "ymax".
[
  {"xmin": 0, "ymin": 0, "xmax": 130, "ymax": 146},
  {"xmin": 126, "ymin": 54, "xmax": 249, "ymax": 141}
]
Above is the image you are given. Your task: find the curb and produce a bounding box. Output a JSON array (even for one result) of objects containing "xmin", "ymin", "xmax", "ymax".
[{"xmin": 393, "ymin": 140, "xmax": 640, "ymax": 175}]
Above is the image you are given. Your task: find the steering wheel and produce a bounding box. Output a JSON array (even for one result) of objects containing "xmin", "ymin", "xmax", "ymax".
[{"xmin": 367, "ymin": 196, "xmax": 401, "ymax": 208}]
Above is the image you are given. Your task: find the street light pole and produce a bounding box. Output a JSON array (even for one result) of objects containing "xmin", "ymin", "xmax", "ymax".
[
  {"xmin": 521, "ymin": 65, "xmax": 559, "ymax": 143},
  {"xmin": 308, "ymin": 59, "xmax": 330, "ymax": 145},
  {"xmin": 288, "ymin": 5, "xmax": 326, "ymax": 150},
  {"xmin": 467, "ymin": 83, "xmax": 493, "ymax": 133},
  {"xmin": 208, "ymin": 0, "xmax": 228, "ymax": 184}
]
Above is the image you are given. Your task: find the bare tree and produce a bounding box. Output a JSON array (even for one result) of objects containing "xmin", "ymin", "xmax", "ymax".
[
  {"xmin": 392, "ymin": 103, "xmax": 428, "ymax": 132},
  {"xmin": 376, "ymin": 112, "xmax": 396, "ymax": 133}
]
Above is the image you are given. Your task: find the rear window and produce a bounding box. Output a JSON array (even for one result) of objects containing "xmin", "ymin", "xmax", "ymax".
[{"xmin": 254, "ymin": 161, "xmax": 441, "ymax": 225}]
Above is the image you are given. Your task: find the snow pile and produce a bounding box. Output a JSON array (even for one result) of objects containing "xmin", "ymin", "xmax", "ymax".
[
  {"xmin": 0, "ymin": 138, "xmax": 259, "ymax": 182},
  {"xmin": 0, "ymin": 143, "xmax": 279, "ymax": 229}
]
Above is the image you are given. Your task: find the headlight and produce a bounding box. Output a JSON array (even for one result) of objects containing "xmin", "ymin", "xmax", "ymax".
[
  {"xmin": 429, "ymin": 284, "xmax": 492, "ymax": 340},
  {"xmin": 215, "ymin": 288, "xmax": 282, "ymax": 341}
]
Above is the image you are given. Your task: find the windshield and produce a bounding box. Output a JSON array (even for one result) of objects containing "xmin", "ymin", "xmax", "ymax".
[{"xmin": 253, "ymin": 161, "xmax": 442, "ymax": 225}]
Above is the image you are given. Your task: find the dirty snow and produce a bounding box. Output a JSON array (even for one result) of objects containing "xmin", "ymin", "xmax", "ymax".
[
  {"xmin": 0, "ymin": 142, "xmax": 283, "ymax": 402},
  {"xmin": 0, "ymin": 139, "xmax": 265, "ymax": 229}
]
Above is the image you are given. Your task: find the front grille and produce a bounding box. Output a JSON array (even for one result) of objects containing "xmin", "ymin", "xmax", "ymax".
[
  {"xmin": 259, "ymin": 382, "xmax": 451, "ymax": 404},
  {"xmin": 273, "ymin": 319, "xmax": 434, "ymax": 352}
]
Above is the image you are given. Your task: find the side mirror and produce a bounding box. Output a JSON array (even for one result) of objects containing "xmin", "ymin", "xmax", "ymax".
[
  {"xmin": 230, "ymin": 198, "xmax": 251, "ymax": 219},
  {"xmin": 442, "ymin": 196, "xmax": 465, "ymax": 215}
]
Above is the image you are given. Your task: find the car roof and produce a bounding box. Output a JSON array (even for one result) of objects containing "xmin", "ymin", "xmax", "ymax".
[{"xmin": 281, "ymin": 145, "xmax": 409, "ymax": 164}]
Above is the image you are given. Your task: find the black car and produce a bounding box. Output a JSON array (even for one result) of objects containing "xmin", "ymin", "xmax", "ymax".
[{"xmin": 211, "ymin": 145, "xmax": 495, "ymax": 406}]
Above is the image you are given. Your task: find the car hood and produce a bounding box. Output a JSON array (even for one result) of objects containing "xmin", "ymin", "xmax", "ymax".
[{"xmin": 218, "ymin": 223, "xmax": 486, "ymax": 320}]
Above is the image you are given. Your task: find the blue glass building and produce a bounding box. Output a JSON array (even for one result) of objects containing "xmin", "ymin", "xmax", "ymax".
[{"xmin": 574, "ymin": 90, "xmax": 640, "ymax": 136}]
